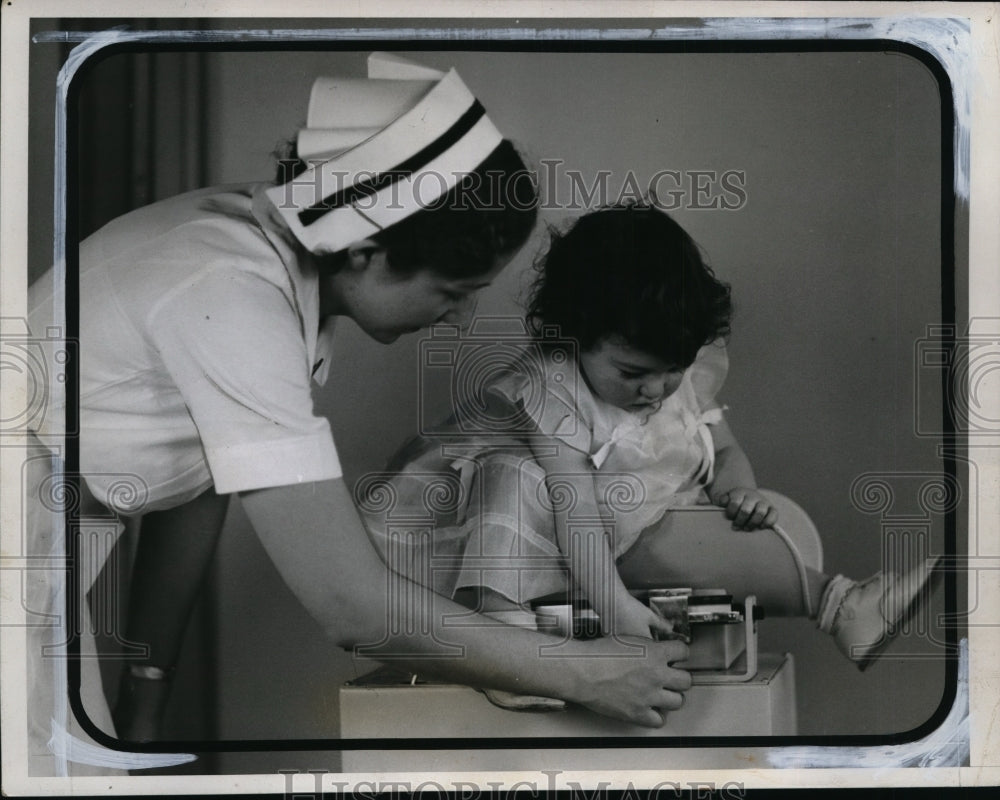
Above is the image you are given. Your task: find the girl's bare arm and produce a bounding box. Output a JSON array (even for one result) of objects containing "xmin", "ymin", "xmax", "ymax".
[{"xmin": 708, "ymin": 417, "xmax": 778, "ymax": 530}]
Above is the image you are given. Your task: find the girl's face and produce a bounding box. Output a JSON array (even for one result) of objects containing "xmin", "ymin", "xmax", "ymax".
[
  {"xmin": 335, "ymin": 248, "xmax": 508, "ymax": 343},
  {"xmin": 579, "ymin": 337, "xmax": 686, "ymax": 413}
]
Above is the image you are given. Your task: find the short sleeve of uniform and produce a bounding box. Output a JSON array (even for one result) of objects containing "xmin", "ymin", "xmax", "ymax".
[
  {"xmin": 487, "ymin": 348, "xmax": 593, "ymax": 454},
  {"xmin": 148, "ymin": 268, "xmax": 341, "ymax": 494},
  {"xmin": 688, "ymin": 340, "xmax": 729, "ymax": 413}
]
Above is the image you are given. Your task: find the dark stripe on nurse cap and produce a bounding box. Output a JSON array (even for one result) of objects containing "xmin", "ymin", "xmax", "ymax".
[{"xmin": 298, "ymin": 100, "xmax": 487, "ymax": 227}]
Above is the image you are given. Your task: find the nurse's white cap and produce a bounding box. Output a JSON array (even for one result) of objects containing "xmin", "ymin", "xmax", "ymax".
[{"xmin": 266, "ymin": 52, "xmax": 504, "ymax": 255}]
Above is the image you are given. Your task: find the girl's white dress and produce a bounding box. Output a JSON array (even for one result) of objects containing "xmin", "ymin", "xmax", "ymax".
[{"xmin": 362, "ymin": 340, "xmax": 729, "ymax": 605}]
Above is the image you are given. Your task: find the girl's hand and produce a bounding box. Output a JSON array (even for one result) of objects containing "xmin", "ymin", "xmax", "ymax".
[
  {"xmin": 711, "ymin": 487, "xmax": 778, "ymax": 531},
  {"xmin": 608, "ymin": 594, "xmax": 676, "ymax": 640}
]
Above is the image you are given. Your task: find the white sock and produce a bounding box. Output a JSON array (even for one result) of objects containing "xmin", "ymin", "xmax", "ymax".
[{"xmin": 816, "ymin": 574, "xmax": 853, "ymax": 633}]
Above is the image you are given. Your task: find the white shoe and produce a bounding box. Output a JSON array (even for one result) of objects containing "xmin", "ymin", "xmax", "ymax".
[
  {"xmin": 480, "ymin": 689, "xmax": 567, "ymax": 712},
  {"xmin": 817, "ymin": 557, "xmax": 942, "ymax": 671}
]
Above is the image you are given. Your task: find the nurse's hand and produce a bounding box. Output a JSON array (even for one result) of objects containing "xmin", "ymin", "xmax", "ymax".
[
  {"xmin": 610, "ymin": 594, "xmax": 677, "ymax": 640},
  {"xmin": 564, "ymin": 637, "xmax": 692, "ymax": 728}
]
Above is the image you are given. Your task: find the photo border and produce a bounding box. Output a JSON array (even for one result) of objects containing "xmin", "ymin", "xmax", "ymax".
[
  {"xmin": 2, "ymin": 0, "xmax": 996, "ymax": 794},
  {"xmin": 61, "ymin": 33, "xmax": 963, "ymax": 756}
]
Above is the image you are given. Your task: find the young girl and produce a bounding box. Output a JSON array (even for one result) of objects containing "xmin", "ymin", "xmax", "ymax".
[{"xmin": 364, "ymin": 201, "xmax": 938, "ymax": 672}]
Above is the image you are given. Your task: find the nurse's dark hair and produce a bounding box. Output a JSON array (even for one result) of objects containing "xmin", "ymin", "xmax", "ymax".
[
  {"xmin": 527, "ymin": 202, "xmax": 732, "ymax": 368},
  {"xmin": 274, "ymin": 139, "xmax": 538, "ymax": 278}
]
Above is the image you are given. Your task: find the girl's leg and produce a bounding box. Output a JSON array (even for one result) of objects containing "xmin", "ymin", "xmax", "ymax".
[
  {"xmin": 365, "ymin": 443, "xmax": 568, "ymax": 608},
  {"xmin": 616, "ymin": 502, "xmax": 940, "ymax": 669},
  {"xmin": 113, "ymin": 488, "xmax": 229, "ymax": 742},
  {"xmin": 447, "ymin": 454, "xmax": 575, "ymax": 711},
  {"xmin": 616, "ymin": 511, "xmax": 824, "ymax": 617},
  {"xmin": 447, "ymin": 450, "xmax": 569, "ymax": 614}
]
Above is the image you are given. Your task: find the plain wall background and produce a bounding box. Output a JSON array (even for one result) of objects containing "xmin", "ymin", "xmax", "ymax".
[{"xmin": 27, "ymin": 36, "xmax": 960, "ymax": 771}]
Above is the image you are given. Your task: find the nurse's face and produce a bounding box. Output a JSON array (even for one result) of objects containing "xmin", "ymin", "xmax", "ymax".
[
  {"xmin": 342, "ymin": 247, "xmax": 508, "ymax": 344},
  {"xmin": 579, "ymin": 337, "xmax": 686, "ymax": 414}
]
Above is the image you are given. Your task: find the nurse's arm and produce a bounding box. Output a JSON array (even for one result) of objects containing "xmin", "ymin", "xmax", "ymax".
[{"xmin": 239, "ymin": 477, "xmax": 692, "ymax": 727}]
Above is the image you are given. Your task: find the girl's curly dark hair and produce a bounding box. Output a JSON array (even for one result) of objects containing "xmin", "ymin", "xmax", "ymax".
[{"xmin": 527, "ymin": 202, "xmax": 732, "ymax": 367}]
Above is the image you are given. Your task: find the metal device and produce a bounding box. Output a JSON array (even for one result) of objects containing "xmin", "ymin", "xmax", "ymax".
[{"xmin": 645, "ymin": 588, "xmax": 760, "ymax": 684}]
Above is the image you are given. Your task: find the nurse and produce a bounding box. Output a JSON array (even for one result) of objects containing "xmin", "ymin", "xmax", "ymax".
[{"xmin": 25, "ymin": 53, "xmax": 691, "ymax": 774}]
